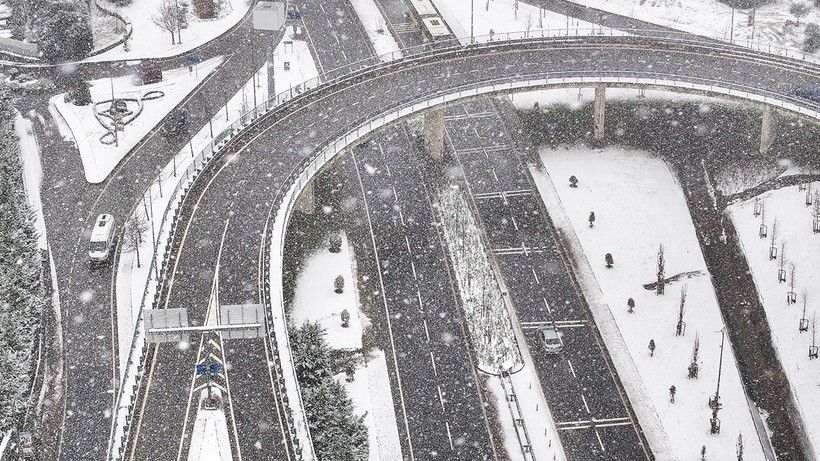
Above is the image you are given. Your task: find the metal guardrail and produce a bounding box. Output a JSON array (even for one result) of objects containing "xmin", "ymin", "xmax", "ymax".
[
  {"xmin": 106, "ymin": 31, "xmax": 820, "ymax": 461},
  {"xmin": 499, "ymin": 373, "xmax": 537, "ymax": 460}
]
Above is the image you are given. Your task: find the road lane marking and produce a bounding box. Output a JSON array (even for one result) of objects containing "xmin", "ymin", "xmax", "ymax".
[
  {"xmin": 511, "ymin": 216, "xmax": 518, "ymax": 230},
  {"xmin": 350, "ymin": 151, "xmax": 415, "ymax": 460},
  {"xmin": 581, "ymin": 394, "xmax": 591, "ymax": 414},
  {"xmin": 595, "ymin": 429, "xmax": 606, "ymax": 451},
  {"xmin": 532, "ymin": 268, "xmax": 539, "ymax": 284},
  {"xmin": 445, "ymin": 421, "xmax": 454, "ymax": 450},
  {"xmin": 430, "ymin": 352, "xmax": 437, "ymax": 374},
  {"xmin": 437, "ymin": 385, "xmax": 446, "ymax": 411},
  {"xmin": 423, "ymin": 319, "xmax": 431, "ymax": 342},
  {"xmin": 410, "ymin": 260, "xmax": 417, "ymax": 280},
  {"xmin": 543, "ymin": 298, "xmax": 552, "ymax": 314},
  {"xmin": 397, "ymin": 207, "xmax": 405, "ymax": 226},
  {"xmin": 567, "ymin": 360, "xmax": 577, "ymax": 378},
  {"xmin": 404, "ymin": 235, "xmax": 412, "ymax": 254},
  {"xmin": 416, "ymin": 289, "xmax": 424, "ymax": 312}
]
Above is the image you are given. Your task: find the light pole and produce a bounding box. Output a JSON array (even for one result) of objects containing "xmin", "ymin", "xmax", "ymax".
[
  {"xmin": 175, "ymin": 0, "xmax": 182, "ymax": 44},
  {"xmin": 729, "ymin": 7, "xmax": 735, "ymax": 44},
  {"xmin": 470, "ymin": 0, "xmax": 474, "ymax": 45},
  {"xmin": 709, "ymin": 326, "xmax": 725, "ymax": 434}
]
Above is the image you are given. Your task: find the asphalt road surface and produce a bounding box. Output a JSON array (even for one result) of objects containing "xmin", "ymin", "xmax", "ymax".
[{"xmin": 346, "ymin": 125, "xmax": 498, "ymax": 459}]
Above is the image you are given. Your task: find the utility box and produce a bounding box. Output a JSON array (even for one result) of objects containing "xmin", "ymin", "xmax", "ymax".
[{"xmin": 253, "ymin": 1, "xmax": 285, "ymax": 31}]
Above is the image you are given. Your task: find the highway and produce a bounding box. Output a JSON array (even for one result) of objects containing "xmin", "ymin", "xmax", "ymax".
[
  {"xmin": 25, "ymin": 13, "xmax": 820, "ymax": 459},
  {"xmin": 442, "ymin": 97, "xmax": 648, "ymax": 459},
  {"xmin": 114, "ymin": 33, "xmax": 820, "ymax": 459},
  {"xmin": 346, "ymin": 126, "xmax": 498, "ymax": 458}
]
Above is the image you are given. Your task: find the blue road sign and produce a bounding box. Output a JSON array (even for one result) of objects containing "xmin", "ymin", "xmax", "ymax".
[
  {"xmin": 287, "ymin": 11, "xmax": 302, "ymax": 20},
  {"xmin": 185, "ymin": 55, "xmax": 202, "ymax": 64},
  {"xmin": 195, "ymin": 364, "xmax": 207, "ymax": 375},
  {"xmin": 209, "ymin": 363, "xmax": 222, "ymax": 374}
]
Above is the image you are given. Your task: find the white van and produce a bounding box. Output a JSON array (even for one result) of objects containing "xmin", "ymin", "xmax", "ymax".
[{"xmin": 89, "ymin": 214, "xmax": 116, "ymax": 263}]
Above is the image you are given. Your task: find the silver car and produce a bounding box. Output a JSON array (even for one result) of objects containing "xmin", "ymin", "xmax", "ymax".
[{"xmin": 538, "ymin": 326, "xmax": 563, "ymax": 354}]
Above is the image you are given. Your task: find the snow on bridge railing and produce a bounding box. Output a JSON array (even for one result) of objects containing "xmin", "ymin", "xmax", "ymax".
[{"xmin": 108, "ymin": 36, "xmax": 820, "ymax": 461}]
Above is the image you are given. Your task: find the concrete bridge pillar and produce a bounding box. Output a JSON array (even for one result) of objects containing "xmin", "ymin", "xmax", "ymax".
[
  {"xmin": 760, "ymin": 105, "xmax": 775, "ymax": 156},
  {"xmin": 593, "ymin": 85, "xmax": 606, "ymax": 141},
  {"xmin": 294, "ymin": 179, "xmax": 314, "ymax": 214},
  {"xmin": 424, "ymin": 106, "xmax": 445, "ymax": 160}
]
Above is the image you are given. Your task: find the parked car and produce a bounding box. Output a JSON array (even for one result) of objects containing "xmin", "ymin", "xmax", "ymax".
[{"xmin": 538, "ymin": 325, "xmax": 563, "ymax": 354}]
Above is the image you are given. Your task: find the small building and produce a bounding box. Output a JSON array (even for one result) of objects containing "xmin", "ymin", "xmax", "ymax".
[{"xmin": 252, "ymin": 1, "xmax": 285, "ymax": 31}]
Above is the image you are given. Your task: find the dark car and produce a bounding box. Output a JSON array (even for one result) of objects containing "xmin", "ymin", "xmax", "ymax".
[
  {"xmin": 162, "ymin": 108, "xmax": 188, "ymax": 137},
  {"xmin": 134, "ymin": 62, "xmax": 163, "ymax": 85}
]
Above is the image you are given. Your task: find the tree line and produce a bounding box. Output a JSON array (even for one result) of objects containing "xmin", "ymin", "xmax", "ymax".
[{"xmin": 0, "ymin": 85, "xmax": 47, "ymax": 432}]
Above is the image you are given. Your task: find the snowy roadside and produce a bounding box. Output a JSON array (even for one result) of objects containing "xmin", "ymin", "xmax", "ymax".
[
  {"xmin": 349, "ymin": 0, "xmax": 403, "ymax": 60},
  {"xmin": 728, "ymin": 185, "xmax": 820, "ymax": 458},
  {"xmin": 14, "ymin": 113, "xmax": 47, "ymax": 250},
  {"xmin": 530, "ymin": 142, "xmax": 766, "ymax": 460}
]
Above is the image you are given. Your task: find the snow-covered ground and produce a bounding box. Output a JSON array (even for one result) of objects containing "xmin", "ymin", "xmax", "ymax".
[
  {"xmin": 728, "ymin": 184, "xmax": 820, "ymax": 455},
  {"xmin": 14, "ymin": 113, "xmax": 47, "ymax": 249},
  {"xmin": 530, "ymin": 145, "xmax": 766, "ymax": 460},
  {"xmin": 187, "ymin": 389, "xmax": 232, "ymax": 461},
  {"xmin": 89, "ymin": 0, "xmax": 251, "ymax": 62},
  {"xmin": 291, "ymin": 231, "xmax": 402, "ymax": 461},
  {"xmin": 51, "ymin": 56, "xmax": 224, "ymax": 183},
  {"xmin": 436, "ymin": 0, "xmax": 612, "ymax": 44},
  {"xmin": 349, "ymin": 0, "xmax": 402, "ymax": 60}
]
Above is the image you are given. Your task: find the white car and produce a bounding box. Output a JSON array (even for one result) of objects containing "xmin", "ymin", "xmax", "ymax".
[
  {"xmin": 89, "ymin": 214, "xmax": 115, "ymax": 263},
  {"xmin": 538, "ymin": 325, "xmax": 563, "ymax": 354}
]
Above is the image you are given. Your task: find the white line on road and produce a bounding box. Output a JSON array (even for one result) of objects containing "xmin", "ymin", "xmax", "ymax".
[
  {"xmin": 397, "ymin": 207, "xmax": 405, "ymax": 226},
  {"xmin": 511, "ymin": 215, "xmax": 518, "ymax": 230},
  {"xmin": 595, "ymin": 429, "xmax": 606, "ymax": 451},
  {"xmin": 437, "ymin": 385, "xmax": 446, "ymax": 411},
  {"xmin": 416, "ymin": 289, "xmax": 424, "ymax": 312},
  {"xmin": 491, "ymin": 168, "xmax": 499, "ymax": 182},
  {"xmin": 410, "ymin": 260, "xmax": 417, "ymax": 280},
  {"xmin": 543, "ymin": 298, "xmax": 552, "ymax": 314},
  {"xmin": 393, "ymin": 186, "xmax": 398, "ymax": 202},
  {"xmin": 567, "ymin": 360, "xmax": 577, "ymax": 378},
  {"xmin": 430, "ymin": 352, "xmax": 437, "ymax": 373},
  {"xmin": 581, "ymin": 394, "xmax": 591, "ymax": 414},
  {"xmin": 423, "ymin": 319, "xmax": 431, "ymax": 342},
  {"xmin": 445, "ymin": 421, "xmax": 454, "ymax": 450},
  {"xmin": 405, "ymin": 235, "xmax": 412, "ymax": 254},
  {"xmin": 532, "ymin": 268, "xmax": 540, "ymax": 284}
]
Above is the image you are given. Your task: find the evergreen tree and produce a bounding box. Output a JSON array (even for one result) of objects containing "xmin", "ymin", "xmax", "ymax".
[
  {"xmin": 35, "ymin": 0, "xmax": 94, "ymax": 62},
  {"xmin": 303, "ymin": 379, "xmax": 368, "ymax": 460},
  {"xmin": 0, "ymin": 84, "xmax": 46, "ymax": 431},
  {"xmin": 290, "ymin": 321, "xmax": 332, "ymax": 387},
  {"xmin": 73, "ymin": 80, "xmax": 91, "ymax": 106}
]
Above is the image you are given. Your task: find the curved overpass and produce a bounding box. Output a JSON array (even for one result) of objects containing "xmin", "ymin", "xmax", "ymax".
[{"xmin": 121, "ymin": 33, "xmax": 820, "ymax": 461}]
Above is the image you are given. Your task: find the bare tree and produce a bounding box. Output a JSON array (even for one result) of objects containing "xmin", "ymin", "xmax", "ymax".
[
  {"xmin": 151, "ymin": 0, "xmax": 178, "ymax": 44},
  {"xmin": 657, "ymin": 243, "xmax": 665, "ymax": 295},
  {"xmin": 688, "ymin": 333, "xmax": 700, "ymax": 379},
  {"xmin": 788, "ymin": 262, "xmax": 797, "ymax": 304},
  {"xmin": 525, "ymin": 12, "xmax": 533, "ymax": 38},
  {"xmin": 121, "ymin": 211, "xmax": 151, "ymax": 268},
  {"xmin": 801, "ymin": 289, "xmax": 810, "ymax": 332},
  {"xmin": 811, "ymin": 312, "xmax": 819, "ymax": 359},
  {"xmin": 737, "ymin": 432, "xmax": 744, "ymax": 461},
  {"xmin": 676, "ymin": 284, "xmax": 687, "ymax": 336},
  {"xmin": 769, "ymin": 217, "xmax": 779, "ymax": 259},
  {"xmin": 778, "ymin": 240, "xmax": 787, "ymax": 282}
]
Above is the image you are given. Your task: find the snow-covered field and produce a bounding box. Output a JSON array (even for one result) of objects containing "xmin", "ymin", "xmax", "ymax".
[
  {"xmin": 51, "ymin": 56, "xmax": 224, "ymax": 183},
  {"xmin": 531, "ymin": 145, "xmax": 767, "ymax": 460},
  {"xmin": 291, "ymin": 231, "xmax": 402, "ymax": 461},
  {"xmin": 14, "ymin": 113, "xmax": 47, "ymax": 250},
  {"xmin": 729, "ymin": 184, "xmax": 820, "ymax": 455}
]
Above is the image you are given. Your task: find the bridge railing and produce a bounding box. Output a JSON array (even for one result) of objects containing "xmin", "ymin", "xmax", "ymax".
[{"xmin": 108, "ymin": 33, "xmax": 820, "ymax": 461}]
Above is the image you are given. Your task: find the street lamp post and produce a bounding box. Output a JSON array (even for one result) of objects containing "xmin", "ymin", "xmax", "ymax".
[
  {"xmin": 470, "ymin": 0, "xmax": 474, "ymax": 45},
  {"xmin": 709, "ymin": 326, "xmax": 725, "ymax": 434}
]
